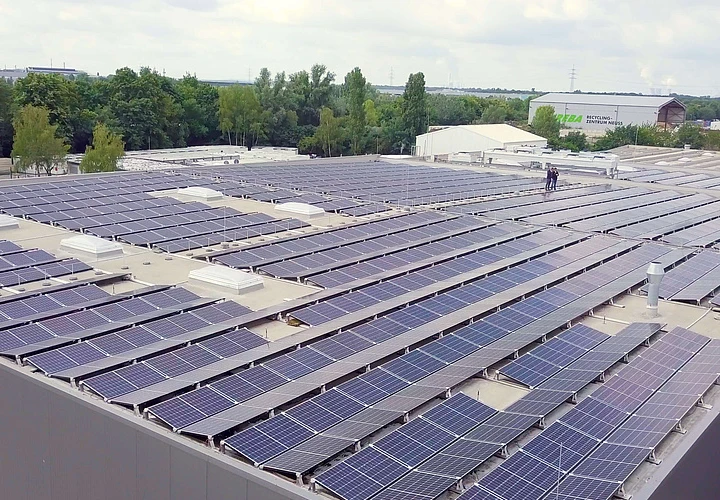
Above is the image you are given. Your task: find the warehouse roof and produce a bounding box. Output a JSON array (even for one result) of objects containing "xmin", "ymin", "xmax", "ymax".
[
  {"xmin": 420, "ymin": 124, "xmax": 546, "ymax": 144},
  {"xmin": 533, "ymin": 93, "xmax": 686, "ymax": 109}
]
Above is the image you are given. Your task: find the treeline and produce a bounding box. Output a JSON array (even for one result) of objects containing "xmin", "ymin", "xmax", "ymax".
[
  {"xmin": 2, "ymin": 66, "xmax": 720, "ymax": 159},
  {"xmin": 0, "ymin": 65, "xmax": 534, "ymax": 158}
]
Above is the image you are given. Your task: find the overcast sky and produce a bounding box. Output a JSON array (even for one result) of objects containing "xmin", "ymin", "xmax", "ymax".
[{"xmin": 2, "ymin": 0, "xmax": 718, "ymax": 96}]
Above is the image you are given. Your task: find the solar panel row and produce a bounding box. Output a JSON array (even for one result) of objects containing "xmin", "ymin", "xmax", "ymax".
[
  {"xmin": 100, "ymin": 231, "xmax": 591, "ymax": 412},
  {"xmin": 447, "ymin": 185, "xmax": 617, "ymax": 216},
  {"xmin": 639, "ymin": 251, "xmax": 720, "ymax": 303},
  {"xmin": 167, "ymin": 241, "xmax": 680, "ymax": 441},
  {"xmin": 1, "ymin": 287, "xmax": 207, "ymax": 358},
  {"xmin": 214, "ymin": 211, "xmax": 452, "ymax": 270},
  {"xmin": 179, "ymin": 162, "xmax": 561, "ymax": 207},
  {"xmin": 149, "ymin": 236, "xmax": 620, "ymax": 433},
  {"xmin": 290, "ymin": 231, "xmax": 597, "ymax": 327},
  {"xmin": 469, "ymin": 327, "xmax": 711, "ymax": 500},
  {"xmin": 313, "ymin": 323, "xmax": 661, "ymax": 500},
  {"xmin": 258, "ymin": 216, "xmax": 489, "ymax": 280},
  {"xmin": 28, "ymin": 300, "xmax": 254, "ymax": 378}
]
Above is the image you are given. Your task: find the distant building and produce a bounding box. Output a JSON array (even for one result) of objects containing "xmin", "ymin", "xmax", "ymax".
[
  {"xmin": 414, "ymin": 124, "xmax": 547, "ymax": 158},
  {"xmin": 529, "ymin": 93, "xmax": 686, "ymax": 133},
  {"xmin": 0, "ymin": 69, "xmax": 26, "ymax": 83},
  {"xmin": 0, "ymin": 66, "xmax": 86, "ymax": 83}
]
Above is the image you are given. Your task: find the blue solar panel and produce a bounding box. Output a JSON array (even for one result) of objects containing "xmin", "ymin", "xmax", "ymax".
[
  {"xmin": 150, "ymin": 398, "xmax": 208, "ymax": 430},
  {"xmin": 311, "ymin": 389, "xmax": 366, "ymax": 419},
  {"xmin": 262, "ymin": 355, "xmax": 314, "ymax": 379},
  {"xmin": 359, "ymin": 370, "xmax": 409, "ymax": 394},
  {"xmin": 316, "ymin": 447, "xmax": 409, "ymax": 500},
  {"xmin": 337, "ymin": 377, "xmax": 389, "ymax": 405},
  {"xmin": 180, "ymin": 386, "xmax": 234, "ymax": 415},
  {"xmin": 210, "ymin": 375, "xmax": 263, "ymax": 402}
]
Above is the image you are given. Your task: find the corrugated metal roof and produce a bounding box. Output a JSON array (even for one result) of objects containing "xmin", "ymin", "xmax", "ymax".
[
  {"xmin": 421, "ymin": 124, "xmax": 545, "ymax": 143},
  {"xmin": 532, "ymin": 93, "xmax": 685, "ymax": 109}
]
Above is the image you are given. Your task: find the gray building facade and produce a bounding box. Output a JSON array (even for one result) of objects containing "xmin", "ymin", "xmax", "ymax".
[
  {"xmin": 529, "ymin": 93, "xmax": 686, "ymax": 133},
  {"xmin": 0, "ymin": 360, "xmax": 316, "ymax": 500}
]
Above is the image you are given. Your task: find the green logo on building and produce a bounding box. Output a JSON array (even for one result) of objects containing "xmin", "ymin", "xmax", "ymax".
[{"xmin": 556, "ymin": 114, "xmax": 583, "ymax": 123}]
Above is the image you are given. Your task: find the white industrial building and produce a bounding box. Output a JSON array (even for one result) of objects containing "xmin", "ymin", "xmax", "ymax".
[
  {"xmin": 414, "ymin": 124, "xmax": 547, "ymax": 159},
  {"xmin": 529, "ymin": 93, "xmax": 686, "ymax": 134}
]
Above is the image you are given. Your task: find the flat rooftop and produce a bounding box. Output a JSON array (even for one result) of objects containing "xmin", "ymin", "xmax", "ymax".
[{"xmin": 0, "ymin": 155, "xmax": 719, "ymax": 500}]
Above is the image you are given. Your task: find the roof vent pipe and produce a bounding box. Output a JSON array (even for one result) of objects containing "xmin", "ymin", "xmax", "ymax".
[{"xmin": 646, "ymin": 262, "xmax": 665, "ymax": 318}]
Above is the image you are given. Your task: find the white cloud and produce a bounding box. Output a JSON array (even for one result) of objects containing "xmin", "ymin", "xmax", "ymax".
[{"xmin": 1, "ymin": 0, "xmax": 719, "ymax": 95}]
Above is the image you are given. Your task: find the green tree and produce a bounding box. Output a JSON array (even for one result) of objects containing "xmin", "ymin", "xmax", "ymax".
[
  {"xmin": 176, "ymin": 75, "xmax": 220, "ymax": 146},
  {"xmin": 428, "ymin": 94, "xmax": 473, "ymax": 126},
  {"xmin": 675, "ymin": 123, "xmax": 704, "ymax": 149},
  {"xmin": 705, "ymin": 131, "xmax": 720, "ymax": 151},
  {"xmin": 313, "ymin": 107, "xmax": 344, "ymax": 157},
  {"xmin": 364, "ymin": 99, "xmax": 379, "ymax": 127},
  {"xmin": 286, "ymin": 64, "xmax": 335, "ymax": 126},
  {"xmin": 218, "ymin": 85, "xmax": 263, "ymax": 146},
  {"xmin": 345, "ymin": 67, "xmax": 367, "ymax": 154},
  {"xmin": 593, "ymin": 124, "xmax": 673, "ymax": 151},
  {"xmin": 13, "ymin": 73, "xmax": 78, "ymax": 143},
  {"xmin": 0, "ymin": 78, "xmax": 13, "ymax": 157},
  {"xmin": 218, "ymin": 85, "xmax": 241, "ymax": 145},
  {"xmin": 400, "ymin": 72, "xmax": 428, "ymax": 148},
  {"xmin": 531, "ymin": 105, "xmax": 561, "ymax": 139},
  {"xmin": 559, "ymin": 131, "xmax": 588, "ymax": 152},
  {"xmin": 11, "ymin": 105, "xmax": 69, "ymax": 176},
  {"xmin": 479, "ymin": 104, "xmax": 507, "ymax": 124},
  {"xmin": 80, "ymin": 123, "xmax": 124, "ymax": 173}
]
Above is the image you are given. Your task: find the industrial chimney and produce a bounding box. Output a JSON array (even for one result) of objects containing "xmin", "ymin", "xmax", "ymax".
[{"xmin": 646, "ymin": 262, "xmax": 665, "ymax": 318}]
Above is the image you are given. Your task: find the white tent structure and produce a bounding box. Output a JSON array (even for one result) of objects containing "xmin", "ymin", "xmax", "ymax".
[{"xmin": 414, "ymin": 124, "xmax": 547, "ymax": 159}]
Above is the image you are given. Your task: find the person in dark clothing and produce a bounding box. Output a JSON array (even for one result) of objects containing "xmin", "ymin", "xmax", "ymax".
[
  {"xmin": 551, "ymin": 168, "xmax": 559, "ymax": 190},
  {"xmin": 545, "ymin": 167, "xmax": 553, "ymax": 191}
]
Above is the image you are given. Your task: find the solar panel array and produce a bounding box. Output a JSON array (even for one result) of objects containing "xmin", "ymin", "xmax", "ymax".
[
  {"xmin": 446, "ymin": 185, "xmax": 618, "ymax": 216},
  {"xmin": 289, "ymin": 229, "xmax": 583, "ymax": 327},
  {"xmin": 261, "ymin": 320, "xmax": 659, "ymax": 480},
  {"xmin": 476, "ymin": 187, "xmax": 652, "ymax": 221},
  {"xmin": 663, "ymin": 217, "xmax": 720, "ymax": 248},
  {"xmin": 147, "ymin": 236, "xmax": 613, "ymax": 432},
  {"xmin": 314, "ymin": 394, "xmax": 496, "ymax": 500},
  {"xmin": 521, "ymin": 191, "xmax": 686, "ymax": 226},
  {"xmin": 256, "ymin": 216, "xmax": 492, "ymax": 281},
  {"xmin": 179, "ymin": 161, "xmax": 571, "ymax": 206},
  {"xmin": 27, "ymin": 300, "xmax": 254, "ymax": 377},
  {"xmin": 0, "ymin": 287, "xmax": 209, "ymax": 358},
  {"xmin": 93, "ymin": 229, "xmax": 582, "ymax": 413},
  {"xmin": 498, "ymin": 325, "xmax": 610, "ymax": 388},
  {"xmin": 0, "ymin": 172, "xmax": 208, "ymax": 221},
  {"xmin": 219, "ymin": 243, "xmax": 673, "ymax": 462},
  {"xmin": 313, "ymin": 323, "xmax": 662, "ymax": 500},
  {"xmin": 0, "ymin": 283, "xmax": 112, "ymax": 327},
  {"xmin": 306, "ymin": 226, "xmax": 533, "ymax": 290},
  {"xmin": 639, "ymin": 251, "xmax": 720, "ymax": 303},
  {"xmin": 0, "ymin": 173, "xmax": 308, "ymax": 253},
  {"xmin": 214, "ymin": 212, "xmax": 466, "ymax": 271},
  {"xmin": 612, "ymin": 203, "xmax": 720, "ymax": 240},
  {"xmin": 567, "ymin": 194, "xmax": 717, "ymax": 234},
  {"xmin": 563, "ymin": 338, "xmax": 720, "ymax": 500},
  {"xmin": 620, "ymin": 169, "xmax": 720, "ymax": 189},
  {"xmin": 177, "ymin": 242, "xmax": 678, "ymax": 442},
  {"xmin": 462, "ymin": 327, "xmax": 713, "ymax": 500},
  {"xmin": 0, "ymin": 241, "xmax": 93, "ymax": 288}
]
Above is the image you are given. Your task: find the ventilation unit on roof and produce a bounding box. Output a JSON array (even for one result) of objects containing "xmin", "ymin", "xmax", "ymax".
[
  {"xmin": 188, "ymin": 265, "xmax": 264, "ymax": 295},
  {"xmin": 176, "ymin": 186, "xmax": 224, "ymax": 201},
  {"xmin": 275, "ymin": 202, "xmax": 325, "ymax": 217},
  {"xmin": 0, "ymin": 214, "xmax": 19, "ymax": 230},
  {"xmin": 59, "ymin": 235, "xmax": 124, "ymax": 261}
]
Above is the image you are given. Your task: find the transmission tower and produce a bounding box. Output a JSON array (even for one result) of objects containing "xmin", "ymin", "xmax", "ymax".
[
  {"xmin": 569, "ymin": 65, "xmax": 577, "ymax": 92},
  {"xmin": 390, "ymin": 67, "xmax": 394, "ymax": 86}
]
